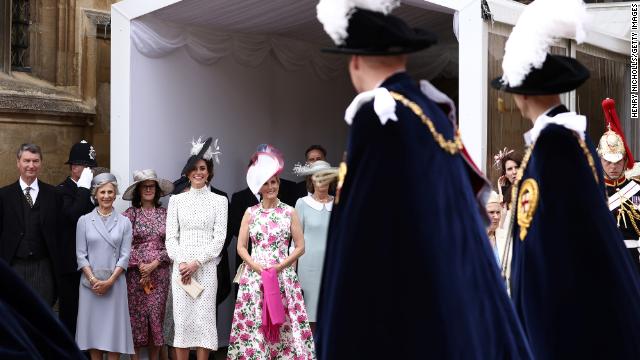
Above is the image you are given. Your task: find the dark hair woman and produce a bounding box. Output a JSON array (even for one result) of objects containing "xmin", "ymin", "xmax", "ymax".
[
  {"xmin": 494, "ymin": 149, "xmax": 522, "ymax": 209},
  {"xmin": 121, "ymin": 169, "xmax": 174, "ymax": 360},
  {"xmin": 165, "ymin": 137, "xmax": 227, "ymax": 360}
]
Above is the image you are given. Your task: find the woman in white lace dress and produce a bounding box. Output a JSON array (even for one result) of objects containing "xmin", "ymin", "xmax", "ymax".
[{"xmin": 165, "ymin": 138, "xmax": 227, "ymax": 360}]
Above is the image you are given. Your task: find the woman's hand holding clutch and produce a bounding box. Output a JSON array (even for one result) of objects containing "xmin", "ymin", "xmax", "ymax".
[{"xmin": 179, "ymin": 261, "xmax": 200, "ymax": 285}]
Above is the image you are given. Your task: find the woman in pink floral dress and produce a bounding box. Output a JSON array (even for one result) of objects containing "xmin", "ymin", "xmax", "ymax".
[
  {"xmin": 227, "ymin": 146, "xmax": 315, "ymax": 360},
  {"xmin": 122, "ymin": 169, "xmax": 174, "ymax": 360}
]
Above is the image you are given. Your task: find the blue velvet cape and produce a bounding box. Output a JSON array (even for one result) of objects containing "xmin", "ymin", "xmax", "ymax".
[
  {"xmin": 510, "ymin": 117, "xmax": 640, "ymax": 359},
  {"xmin": 316, "ymin": 73, "xmax": 532, "ymax": 359},
  {"xmin": 0, "ymin": 258, "xmax": 84, "ymax": 359}
]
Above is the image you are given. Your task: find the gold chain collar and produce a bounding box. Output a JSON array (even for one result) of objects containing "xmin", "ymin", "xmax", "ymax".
[{"xmin": 389, "ymin": 92, "xmax": 463, "ymax": 155}]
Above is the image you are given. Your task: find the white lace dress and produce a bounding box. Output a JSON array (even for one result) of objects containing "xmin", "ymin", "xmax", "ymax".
[{"xmin": 165, "ymin": 186, "xmax": 228, "ymax": 350}]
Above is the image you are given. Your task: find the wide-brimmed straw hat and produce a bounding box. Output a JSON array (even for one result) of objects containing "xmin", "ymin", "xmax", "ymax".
[
  {"xmin": 293, "ymin": 160, "xmax": 338, "ymax": 177},
  {"xmin": 122, "ymin": 169, "xmax": 174, "ymax": 200}
]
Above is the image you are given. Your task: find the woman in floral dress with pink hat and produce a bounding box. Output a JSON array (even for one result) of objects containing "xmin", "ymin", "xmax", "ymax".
[{"xmin": 227, "ymin": 145, "xmax": 315, "ymax": 360}]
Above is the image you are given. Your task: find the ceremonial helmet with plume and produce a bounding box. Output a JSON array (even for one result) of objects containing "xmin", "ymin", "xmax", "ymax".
[{"xmin": 597, "ymin": 98, "xmax": 635, "ymax": 169}]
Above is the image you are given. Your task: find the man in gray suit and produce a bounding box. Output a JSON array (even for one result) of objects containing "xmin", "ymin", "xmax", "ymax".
[{"xmin": 0, "ymin": 143, "xmax": 62, "ymax": 306}]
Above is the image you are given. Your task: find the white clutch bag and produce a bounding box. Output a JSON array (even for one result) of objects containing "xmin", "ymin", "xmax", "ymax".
[
  {"xmin": 175, "ymin": 276, "xmax": 204, "ymax": 299},
  {"xmin": 233, "ymin": 262, "xmax": 247, "ymax": 284}
]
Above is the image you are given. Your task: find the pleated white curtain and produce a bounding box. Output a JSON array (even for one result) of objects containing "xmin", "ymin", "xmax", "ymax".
[{"xmin": 131, "ymin": 15, "xmax": 345, "ymax": 80}]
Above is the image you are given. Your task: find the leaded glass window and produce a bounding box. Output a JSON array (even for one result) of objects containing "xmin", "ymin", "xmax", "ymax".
[{"xmin": 11, "ymin": 0, "xmax": 30, "ymax": 72}]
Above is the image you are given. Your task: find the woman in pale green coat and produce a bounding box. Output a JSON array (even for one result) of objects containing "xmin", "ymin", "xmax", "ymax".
[{"xmin": 293, "ymin": 160, "xmax": 337, "ymax": 332}]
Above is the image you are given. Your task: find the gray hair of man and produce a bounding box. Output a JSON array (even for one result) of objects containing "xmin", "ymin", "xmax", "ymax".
[
  {"xmin": 90, "ymin": 172, "xmax": 119, "ymax": 198},
  {"xmin": 16, "ymin": 143, "xmax": 43, "ymax": 160}
]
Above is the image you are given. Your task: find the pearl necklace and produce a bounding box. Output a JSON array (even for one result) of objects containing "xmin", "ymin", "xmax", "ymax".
[
  {"xmin": 312, "ymin": 194, "xmax": 332, "ymax": 203},
  {"xmin": 97, "ymin": 208, "xmax": 113, "ymax": 217}
]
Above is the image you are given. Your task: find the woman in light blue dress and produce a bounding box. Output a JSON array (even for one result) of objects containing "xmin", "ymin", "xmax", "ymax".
[
  {"xmin": 76, "ymin": 173, "xmax": 134, "ymax": 359},
  {"xmin": 293, "ymin": 160, "xmax": 337, "ymax": 330}
]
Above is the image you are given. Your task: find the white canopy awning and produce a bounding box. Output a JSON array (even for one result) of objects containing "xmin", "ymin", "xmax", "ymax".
[{"xmin": 111, "ymin": 0, "xmax": 462, "ymax": 201}]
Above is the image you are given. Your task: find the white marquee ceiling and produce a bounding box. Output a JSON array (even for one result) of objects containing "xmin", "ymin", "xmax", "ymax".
[
  {"xmin": 151, "ymin": 0, "xmax": 457, "ymax": 47},
  {"xmin": 140, "ymin": 0, "xmax": 458, "ymax": 80}
]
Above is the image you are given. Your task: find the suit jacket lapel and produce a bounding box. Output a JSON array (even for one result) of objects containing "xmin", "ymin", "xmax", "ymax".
[
  {"xmin": 105, "ymin": 213, "xmax": 119, "ymax": 234},
  {"xmin": 13, "ymin": 182, "xmax": 25, "ymax": 227},
  {"xmin": 90, "ymin": 210, "xmax": 117, "ymax": 248},
  {"xmin": 35, "ymin": 183, "xmax": 47, "ymax": 224}
]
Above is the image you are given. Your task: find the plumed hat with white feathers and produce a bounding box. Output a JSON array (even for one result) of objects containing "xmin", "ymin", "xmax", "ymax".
[
  {"xmin": 180, "ymin": 137, "xmax": 221, "ymax": 176},
  {"xmin": 491, "ymin": 0, "xmax": 590, "ymax": 94},
  {"xmin": 317, "ymin": 0, "xmax": 436, "ymax": 55}
]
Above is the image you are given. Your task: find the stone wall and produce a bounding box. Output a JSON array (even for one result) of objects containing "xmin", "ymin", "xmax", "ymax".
[
  {"xmin": 0, "ymin": 118, "xmax": 88, "ymax": 185},
  {"xmin": 0, "ymin": 0, "xmax": 112, "ymax": 187}
]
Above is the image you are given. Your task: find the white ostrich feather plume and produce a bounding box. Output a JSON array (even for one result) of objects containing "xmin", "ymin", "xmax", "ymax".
[
  {"xmin": 317, "ymin": 0, "xmax": 400, "ymax": 45},
  {"xmin": 501, "ymin": 0, "xmax": 588, "ymax": 87},
  {"xmin": 190, "ymin": 137, "xmax": 222, "ymax": 164}
]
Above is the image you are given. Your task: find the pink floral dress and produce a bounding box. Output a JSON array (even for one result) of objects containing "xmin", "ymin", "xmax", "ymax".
[
  {"xmin": 227, "ymin": 201, "xmax": 316, "ymax": 360},
  {"xmin": 123, "ymin": 207, "xmax": 171, "ymax": 347}
]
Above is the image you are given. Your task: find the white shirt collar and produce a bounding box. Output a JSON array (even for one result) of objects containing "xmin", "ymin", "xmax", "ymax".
[
  {"xmin": 19, "ymin": 177, "xmax": 39, "ymax": 192},
  {"xmin": 302, "ymin": 195, "xmax": 333, "ymax": 211},
  {"xmin": 19, "ymin": 177, "xmax": 39, "ymax": 203},
  {"xmin": 523, "ymin": 107, "xmax": 586, "ymax": 146}
]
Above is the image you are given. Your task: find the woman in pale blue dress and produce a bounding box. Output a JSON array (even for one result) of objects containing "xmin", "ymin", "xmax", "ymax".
[
  {"xmin": 293, "ymin": 160, "xmax": 337, "ymax": 331},
  {"xmin": 76, "ymin": 173, "xmax": 134, "ymax": 359}
]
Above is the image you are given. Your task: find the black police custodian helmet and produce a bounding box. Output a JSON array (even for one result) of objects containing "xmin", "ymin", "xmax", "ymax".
[{"xmin": 65, "ymin": 140, "xmax": 97, "ymax": 167}]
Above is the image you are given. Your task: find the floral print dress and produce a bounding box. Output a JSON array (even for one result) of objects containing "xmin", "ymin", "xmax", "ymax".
[
  {"xmin": 227, "ymin": 201, "xmax": 316, "ymax": 360},
  {"xmin": 123, "ymin": 207, "xmax": 171, "ymax": 347}
]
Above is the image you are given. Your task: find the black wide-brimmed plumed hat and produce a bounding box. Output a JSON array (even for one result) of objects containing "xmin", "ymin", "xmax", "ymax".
[
  {"xmin": 491, "ymin": 0, "xmax": 590, "ymax": 95},
  {"xmin": 321, "ymin": 9, "xmax": 436, "ymax": 55},
  {"xmin": 65, "ymin": 140, "xmax": 98, "ymax": 167},
  {"xmin": 491, "ymin": 54, "xmax": 589, "ymax": 95}
]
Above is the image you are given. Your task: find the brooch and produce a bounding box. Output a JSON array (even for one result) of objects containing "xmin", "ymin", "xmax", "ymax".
[{"xmin": 517, "ymin": 178, "xmax": 540, "ymax": 241}]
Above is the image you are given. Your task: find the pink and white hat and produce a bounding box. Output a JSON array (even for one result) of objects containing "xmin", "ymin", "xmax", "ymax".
[{"xmin": 246, "ymin": 144, "xmax": 284, "ymax": 195}]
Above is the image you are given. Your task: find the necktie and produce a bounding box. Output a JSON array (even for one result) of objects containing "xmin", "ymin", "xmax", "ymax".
[{"xmin": 25, "ymin": 187, "xmax": 33, "ymax": 207}]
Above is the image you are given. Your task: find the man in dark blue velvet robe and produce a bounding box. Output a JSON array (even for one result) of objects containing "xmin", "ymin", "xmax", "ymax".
[
  {"xmin": 491, "ymin": 46, "xmax": 640, "ymax": 360},
  {"xmin": 0, "ymin": 258, "xmax": 84, "ymax": 359},
  {"xmin": 314, "ymin": 5, "xmax": 532, "ymax": 359}
]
